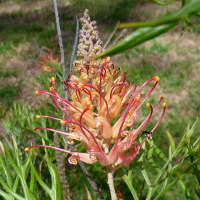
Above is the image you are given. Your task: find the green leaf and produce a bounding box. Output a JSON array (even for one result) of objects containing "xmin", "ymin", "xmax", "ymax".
[
  {"xmin": 151, "ymin": 0, "xmax": 178, "ymax": 5},
  {"xmin": 0, "ymin": 176, "xmax": 24, "ymax": 200},
  {"xmin": 123, "ymin": 170, "xmax": 139, "ymax": 200},
  {"xmin": 166, "ymin": 131, "xmax": 175, "ymax": 153},
  {"xmin": 179, "ymin": 180, "xmax": 191, "ymax": 199},
  {"xmin": 5, "ymin": 147, "xmax": 22, "ymax": 177},
  {"xmin": 96, "ymin": 0, "xmax": 200, "ymax": 58},
  {"xmin": 187, "ymin": 119, "xmax": 197, "ymax": 137},
  {"xmin": 0, "ymin": 189, "xmax": 14, "ymax": 200},
  {"xmin": 154, "ymin": 178, "xmax": 179, "ymax": 200},
  {"xmin": 13, "ymin": 176, "xmax": 20, "ymax": 193},
  {"xmin": 30, "ymin": 166, "xmax": 36, "ymax": 193},
  {"xmin": 44, "ymin": 147, "xmax": 63, "ymax": 200},
  {"xmin": 54, "ymin": 167, "xmax": 63, "ymax": 200},
  {"xmin": 193, "ymin": 136, "xmax": 200, "ymax": 148},
  {"xmin": 0, "ymin": 152, "xmax": 13, "ymax": 187},
  {"xmin": 151, "ymin": 178, "xmax": 169, "ymax": 200},
  {"xmin": 96, "ymin": 23, "xmax": 177, "ymax": 58},
  {"xmin": 119, "ymin": 0, "xmax": 200, "ymax": 29},
  {"xmin": 146, "ymin": 185, "xmax": 160, "ymax": 200},
  {"xmin": 29, "ymin": 153, "xmax": 52, "ymax": 197},
  {"xmin": 195, "ymin": 187, "xmax": 200, "ymax": 198},
  {"xmin": 154, "ymin": 144, "xmax": 168, "ymax": 162},
  {"xmin": 147, "ymin": 139, "xmax": 161, "ymax": 171},
  {"xmin": 169, "ymin": 160, "xmax": 185, "ymax": 175},
  {"xmin": 168, "ymin": 146, "xmax": 172, "ymax": 172}
]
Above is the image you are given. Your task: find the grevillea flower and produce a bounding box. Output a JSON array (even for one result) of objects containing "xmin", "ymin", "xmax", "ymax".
[{"xmin": 25, "ymin": 10, "xmax": 166, "ymax": 172}]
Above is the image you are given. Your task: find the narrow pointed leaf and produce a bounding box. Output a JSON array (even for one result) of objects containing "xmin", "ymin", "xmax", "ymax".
[
  {"xmin": 179, "ymin": 180, "xmax": 191, "ymax": 199},
  {"xmin": 0, "ymin": 189, "xmax": 13, "ymax": 200},
  {"xmin": 123, "ymin": 174, "xmax": 139, "ymax": 200},
  {"xmin": 95, "ymin": 23, "xmax": 177, "ymax": 58},
  {"xmin": 187, "ymin": 119, "xmax": 197, "ymax": 137},
  {"xmin": 151, "ymin": 0, "xmax": 178, "ymax": 5},
  {"xmin": 146, "ymin": 185, "xmax": 160, "ymax": 200},
  {"xmin": 0, "ymin": 176, "xmax": 24, "ymax": 200},
  {"xmin": 29, "ymin": 154, "xmax": 52, "ymax": 197},
  {"xmin": 154, "ymin": 178, "xmax": 179, "ymax": 200},
  {"xmin": 154, "ymin": 144, "xmax": 168, "ymax": 162},
  {"xmin": 45, "ymin": 149, "xmax": 61, "ymax": 200},
  {"xmin": 166, "ymin": 131, "xmax": 175, "ymax": 153},
  {"xmin": 54, "ymin": 166, "xmax": 63, "ymax": 200},
  {"xmin": 193, "ymin": 136, "xmax": 200, "ymax": 148},
  {"xmin": 13, "ymin": 176, "xmax": 20, "ymax": 192},
  {"xmin": 168, "ymin": 146, "xmax": 172, "ymax": 171},
  {"xmin": 0, "ymin": 154, "xmax": 12, "ymax": 187},
  {"xmin": 119, "ymin": 0, "xmax": 200, "ymax": 28},
  {"xmin": 30, "ymin": 167, "xmax": 36, "ymax": 193},
  {"xmin": 170, "ymin": 159, "xmax": 185, "ymax": 175},
  {"xmin": 147, "ymin": 139, "xmax": 160, "ymax": 171}
]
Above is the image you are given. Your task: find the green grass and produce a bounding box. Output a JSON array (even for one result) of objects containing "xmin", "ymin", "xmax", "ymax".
[
  {"xmin": 159, "ymin": 59, "xmax": 192, "ymax": 91},
  {"xmin": 0, "ymin": 66, "xmax": 19, "ymax": 78},
  {"xmin": 0, "ymin": 84, "xmax": 20, "ymax": 107},
  {"xmin": 121, "ymin": 40, "xmax": 171, "ymax": 61}
]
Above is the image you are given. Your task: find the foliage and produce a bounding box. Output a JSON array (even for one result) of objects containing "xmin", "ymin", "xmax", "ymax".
[
  {"xmin": 0, "ymin": 138, "xmax": 62, "ymax": 200},
  {"xmin": 123, "ymin": 121, "xmax": 200, "ymax": 199},
  {"xmin": 2, "ymin": 103, "xmax": 58, "ymax": 146}
]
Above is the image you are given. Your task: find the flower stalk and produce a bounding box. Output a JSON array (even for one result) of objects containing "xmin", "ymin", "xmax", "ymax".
[{"xmin": 107, "ymin": 171, "xmax": 117, "ymax": 200}]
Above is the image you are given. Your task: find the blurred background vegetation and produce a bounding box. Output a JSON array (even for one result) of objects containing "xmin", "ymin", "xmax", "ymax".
[{"xmin": 0, "ymin": 0, "xmax": 199, "ymax": 199}]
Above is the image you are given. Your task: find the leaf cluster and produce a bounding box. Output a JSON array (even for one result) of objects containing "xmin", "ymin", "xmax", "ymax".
[
  {"xmin": 0, "ymin": 138, "xmax": 62, "ymax": 200},
  {"xmin": 123, "ymin": 121, "xmax": 200, "ymax": 199}
]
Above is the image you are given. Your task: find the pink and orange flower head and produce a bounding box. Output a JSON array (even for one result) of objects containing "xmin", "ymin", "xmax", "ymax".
[{"xmin": 25, "ymin": 9, "xmax": 166, "ymax": 171}]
